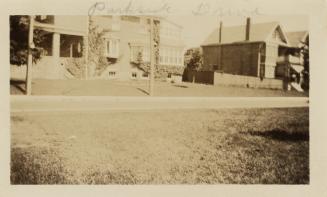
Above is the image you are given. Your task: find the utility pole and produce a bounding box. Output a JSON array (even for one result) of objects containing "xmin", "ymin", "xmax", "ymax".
[
  {"xmin": 26, "ymin": 15, "xmax": 34, "ymax": 95},
  {"xmin": 149, "ymin": 17, "xmax": 155, "ymax": 96},
  {"xmin": 84, "ymin": 16, "xmax": 89, "ymax": 80}
]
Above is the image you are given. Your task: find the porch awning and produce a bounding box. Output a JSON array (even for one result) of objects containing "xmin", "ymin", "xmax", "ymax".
[{"xmin": 291, "ymin": 65, "xmax": 304, "ymax": 73}]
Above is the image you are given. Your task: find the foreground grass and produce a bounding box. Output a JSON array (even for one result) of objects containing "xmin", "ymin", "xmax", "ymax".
[{"xmin": 11, "ymin": 108, "xmax": 309, "ymax": 184}]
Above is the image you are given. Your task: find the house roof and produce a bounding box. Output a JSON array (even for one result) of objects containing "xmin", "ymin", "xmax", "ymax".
[
  {"xmin": 285, "ymin": 31, "xmax": 308, "ymax": 47},
  {"xmin": 202, "ymin": 21, "xmax": 286, "ymax": 46}
]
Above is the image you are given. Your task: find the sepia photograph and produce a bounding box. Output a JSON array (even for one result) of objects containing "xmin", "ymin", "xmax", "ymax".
[{"xmin": 9, "ymin": 14, "xmax": 310, "ymax": 185}]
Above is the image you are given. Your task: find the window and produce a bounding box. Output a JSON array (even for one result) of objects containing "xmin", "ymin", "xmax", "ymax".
[
  {"xmin": 121, "ymin": 16, "xmax": 140, "ymax": 23},
  {"xmin": 60, "ymin": 34, "xmax": 83, "ymax": 58},
  {"xmin": 35, "ymin": 15, "xmax": 54, "ymax": 24},
  {"xmin": 105, "ymin": 39, "xmax": 119, "ymax": 58},
  {"xmin": 142, "ymin": 72, "xmax": 149, "ymax": 78},
  {"xmin": 179, "ymin": 50, "xmax": 183, "ymax": 65},
  {"xmin": 167, "ymin": 73, "xmax": 172, "ymax": 78},
  {"xmin": 169, "ymin": 50, "xmax": 173, "ymax": 64},
  {"xmin": 130, "ymin": 46, "xmax": 145, "ymax": 62},
  {"xmin": 131, "ymin": 72, "xmax": 137, "ymax": 79},
  {"xmin": 130, "ymin": 46, "xmax": 138, "ymax": 62},
  {"xmin": 174, "ymin": 49, "xmax": 177, "ymax": 65},
  {"xmin": 159, "ymin": 49, "xmax": 163, "ymax": 63},
  {"xmin": 108, "ymin": 71, "xmax": 117, "ymax": 78},
  {"xmin": 143, "ymin": 47, "xmax": 150, "ymax": 62},
  {"xmin": 164, "ymin": 48, "xmax": 168, "ymax": 64}
]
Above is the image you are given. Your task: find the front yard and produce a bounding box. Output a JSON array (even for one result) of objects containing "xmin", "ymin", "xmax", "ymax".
[
  {"xmin": 10, "ymin": 79, "xmax": 308, "ymax": 97},
  {"xmin": 11, "ymin": 107, "xmax": 309, "ymax": 184}
]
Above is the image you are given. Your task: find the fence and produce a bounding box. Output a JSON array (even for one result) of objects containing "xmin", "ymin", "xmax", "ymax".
[
  {"xmin": 182, "ymin": 69, "xmax": 214, "ymax": 84},
  {"xmin": 183, "ymin": 69, "xmax": 284, "ymax": 90}
]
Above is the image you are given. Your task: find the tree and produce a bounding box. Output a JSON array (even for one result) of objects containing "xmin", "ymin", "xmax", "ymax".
[
  {"xmin": 87, "ymin": 18, "xmax": 109, "ymax": 76},
  {"xmin": 186, "ymin": 48, "xmax": 203, "ymax": 71},
  {"xmin": 10, "ymin": 15, "xmax": 45, "ymax": 66},
  {"xmin": 301, "ymin": 36, "xmax": 309, "ymax": 91},
  {"xmin": 153, "ymin": 19, "xmax": 160, "ymax": 73}
]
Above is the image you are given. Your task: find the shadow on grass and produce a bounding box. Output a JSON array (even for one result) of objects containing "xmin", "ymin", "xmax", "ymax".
[
  {"xmin": 11, "ymin": 147, "xmax": 67, "ymax": 184},
  {"xmin": 11, "ymin": 116, "xmax": 25, "ymax": 122},
  {"xmin": 247, "ymin": 129, "xmax": 309, "ymax": 142},
  {"xmin": 10, "ymin": 80, "xmax": 26, "ymax": 94},
  {"xmin": 136, "ymin": 87, "xmax": 149, "ymax": 95},
  {"xmin": 173, "ymin": 84, "xmax": 189, "ymax": 88}
]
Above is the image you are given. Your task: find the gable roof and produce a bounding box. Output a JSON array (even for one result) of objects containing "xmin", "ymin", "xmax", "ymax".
[
  {"xmin": 202, "ymin": 21, "xmax": 288, "ymax": 46},
  {"xmin": 285, "ymin": 31, "xmax": 308, "ymax": 47}
]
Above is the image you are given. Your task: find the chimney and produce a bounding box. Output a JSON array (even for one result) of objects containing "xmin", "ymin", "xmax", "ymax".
[
  {"xmin": 219, "ymin": 21, "xmax": 223, "ymax": 43},
  {"xmin": 245, "ymin": 17, "xmax": 251, "ymax": 41}
]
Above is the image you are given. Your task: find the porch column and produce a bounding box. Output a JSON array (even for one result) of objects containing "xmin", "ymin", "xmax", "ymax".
[
  {"xmin": 52, "ymin": 32, "xmax": 60, "ymax": 67},
  {"xmin": 84, "ymin": 35, "xmax": 89, "ymax": 79}
]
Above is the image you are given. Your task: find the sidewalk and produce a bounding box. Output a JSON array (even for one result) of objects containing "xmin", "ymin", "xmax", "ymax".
[
  {"xmin": 11, "ymin": 79, "xmax": 308, "ymax": 97},
  {"xmin": 11, "ymin": 96, "xmax": 309, "ymax": 112}
]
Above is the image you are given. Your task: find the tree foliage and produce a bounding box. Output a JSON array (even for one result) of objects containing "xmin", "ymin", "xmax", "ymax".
[
  {"xmin": 88, "ymin": 18, "xmax": 112, "ymax": 76},
  {"xmin": 10, "ymin": 15, "xmax": 46, "ymax": 66},
  {"xmin": 131, "ymin": 19, "xmax": 161, "ymax": 77},
  {"xmin": 186, "ymin": 48, "xmax": 203, "ymax": 71},
  {"xmin": 301, "ymin": 36, "xmax": 309, "ymax": 91}
]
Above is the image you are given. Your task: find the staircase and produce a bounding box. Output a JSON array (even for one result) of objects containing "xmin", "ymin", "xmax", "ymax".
[{"xmin": 290, "ymin": 82, "xmax": 304, "ymax": 92}]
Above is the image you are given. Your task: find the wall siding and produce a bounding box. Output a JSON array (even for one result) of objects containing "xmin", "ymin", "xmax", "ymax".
[
  {"xmin": 264, "ymin": 43, "xmax": 278, "ymax": 78},
  {"xmin": 202, "ymin": 43, "xmax": 261, "ymax": 77}
]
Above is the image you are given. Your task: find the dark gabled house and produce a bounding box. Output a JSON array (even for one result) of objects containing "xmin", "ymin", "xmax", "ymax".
[
  {"xmin": 201, "ymin": 18, "xmax": 290, "ymax": 79},
  {"xmin": 200, "ymin": 18, "xmax": 308, "ymax": 90}
]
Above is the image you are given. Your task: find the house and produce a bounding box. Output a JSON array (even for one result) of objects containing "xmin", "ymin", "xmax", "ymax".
[
  {"xmin": 10, "ymin": 15, "xmax": 89, "ymax": 80},
  {"xmin": 10, "ymin": 15, "xmax": 185, "ymax": 81},
  {"xmin": 201, "ymin": 18, "xmax": 308, "ymax": 90},
  {"xmin": 89, "ymin": 16, "xmax": 185, "ymax": 81},
  {"xmin": 276, "ymin": 31, "xmax": 309, "ymax": 84}
]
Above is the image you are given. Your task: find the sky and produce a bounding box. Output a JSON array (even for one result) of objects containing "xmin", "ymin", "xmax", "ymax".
[{"xmin": 167, "ymin": 15, "xmax": 309, "ymax": 48}]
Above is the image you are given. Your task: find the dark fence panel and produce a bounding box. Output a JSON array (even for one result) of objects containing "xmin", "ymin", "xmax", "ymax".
[{"xmin": 182, "ymin": 69, "xmax": 214, "ymax": 85}]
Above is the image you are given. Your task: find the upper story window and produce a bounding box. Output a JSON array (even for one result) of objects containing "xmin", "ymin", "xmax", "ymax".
[
  {"xmin": 159, "ymin": 47, "xmax": 184, "ymax": 66},
  {"xmin": 130, "ymin": 45, "xmax": 150, "ymax": 63},
  {"xmin": 105, "ymin": 39, "xmax": 119, "ymax": 58},
  {"xmin": 35, "ymin": 15, "xmax": 54, "ymax": 24},
  {"xmin": 121, "ymin": 16, "xmax": 140, "ymax": 23}
]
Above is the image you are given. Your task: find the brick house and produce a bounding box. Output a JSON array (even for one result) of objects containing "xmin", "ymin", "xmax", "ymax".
[{"xmin": 201, "ymin": 18, "xmax": 307, "ymax": 90}]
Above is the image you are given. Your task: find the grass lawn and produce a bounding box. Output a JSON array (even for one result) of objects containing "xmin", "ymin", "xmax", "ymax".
[
  {"xmin": 10, "ymin": 79, "xmax": 307, "ymax": 97},
  {"xmin": 11, "ymin": 107, "xmax": 309, "ymax": 184}
]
